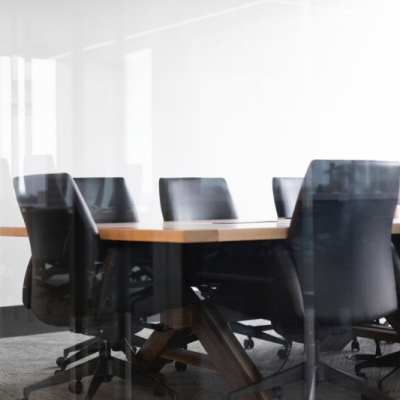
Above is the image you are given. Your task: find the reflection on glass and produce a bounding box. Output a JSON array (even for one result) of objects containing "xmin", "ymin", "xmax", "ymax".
[{"xmin": 125, "ymin": 49, "xmax": 152, "ymax": 200}]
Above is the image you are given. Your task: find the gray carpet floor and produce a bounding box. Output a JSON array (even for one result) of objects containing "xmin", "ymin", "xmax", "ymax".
[{"xmin": 1, "ymin": 325, "xmax": 400, "ymax": 400}]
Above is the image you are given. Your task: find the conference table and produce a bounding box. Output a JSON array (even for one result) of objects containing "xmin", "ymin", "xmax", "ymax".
[{"xmin": 2, "ymin": 218, "xmax": 400, "ymax": 400}]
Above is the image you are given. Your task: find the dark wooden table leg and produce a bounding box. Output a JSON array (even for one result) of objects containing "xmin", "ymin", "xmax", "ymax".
[
  {"xmin": 148, "ymin": 242, "xmax": 277, "ymax": 399},
  {"xmin": 191, "ymin": 300, "xmax": 277, "ymax": 400},
  {"xmin": 136, "ymin": 327, "xmax": 191, "ymax": 371}
]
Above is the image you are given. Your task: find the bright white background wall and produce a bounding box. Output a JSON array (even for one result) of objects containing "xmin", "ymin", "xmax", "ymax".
[{"xmin": 1, "ymin": 0, "xmax": 400, "ymax": 306}]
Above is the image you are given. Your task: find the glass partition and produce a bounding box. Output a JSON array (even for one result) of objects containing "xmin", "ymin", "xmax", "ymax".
[{"xmin": 1, "ymin": 1, "xmax": 400, "ymax": 399}]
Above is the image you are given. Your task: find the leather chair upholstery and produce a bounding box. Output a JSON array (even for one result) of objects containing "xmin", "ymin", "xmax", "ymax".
[
  {"xmin": 272, "ymin": 177, "xmax": 302, "ymax": 219},
  {"xmin": 15, "ymin": 173, "xmax": 176, "ymax": 400},
  {"xmin": 226, "ymin": 160, "xmax": 400, "ymax": 400},
  {"xmin": 159, "ymin": 177, "xmax": 289, "ymax": 353},
  {"xmin": 160, "ymin": 177, "xmax": 237, "ymax": 221},
  {"xmin": 74, "ymin": 177, "xmax": 139, "ymax": 223},
  {"xmin": 51, "ymin": 177, "xmax": 147, "ymax": 371},
  {"xmin": 354, "ymin": 236, "xmax": 400, "ymax": 390},
  {"xmin": 160, "ymin": 177, "xmax": 270, "ymax": 282}
]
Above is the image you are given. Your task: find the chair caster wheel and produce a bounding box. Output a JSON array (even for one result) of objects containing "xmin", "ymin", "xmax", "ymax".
[
  {"xmin": 244, "ymin": 339, "xmax": 254, "ymax": 349},
  {"xmin": 69, "ymin": 380, "xmax": 84, "ymax": 394},
  {"xmin": 277, "ymin": 348, "xmax": 288, "ymax": 359},
  {"xmin": 351, "ymin": 340, "xmax": 360, "ymax": 352},
  {"xmin": 175, "ymin": 362, "xmax": 187, "ymax": 371},
  {"xmin": 56, "ymin": 356, "xmax": 67, "ymax": 368}
]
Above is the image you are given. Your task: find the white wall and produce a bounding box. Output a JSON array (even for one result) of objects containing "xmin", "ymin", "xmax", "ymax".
[{"xmin": 1, "ymin": 0, "xmax": 400, "ymax": 305}]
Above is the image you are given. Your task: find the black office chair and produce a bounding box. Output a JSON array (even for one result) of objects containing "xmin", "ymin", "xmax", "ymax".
[
  {"xmin": 15, "ymin": 173, "xmax": 177, "ymax": 400},
  {"xmin": 354, "ymin": 238, "xmax": 400, "ymax": 391},
  {"xmin": 220, "ymin": 160, "xmax": 400, "ymax": 400},
  {"xmin": 75, "ymin": 177, "xmax": 139, "ymax": 224},
  {"xmin": 159, "ymin": 177, "xmax": 289, "ymax": 356},
  {"xmin": 272, "ymin": 177, "xmax": 302, "ymax": 219},
  {"xmin": 53, "ymin": 177, "xmax": 148, "ymax": 372}
]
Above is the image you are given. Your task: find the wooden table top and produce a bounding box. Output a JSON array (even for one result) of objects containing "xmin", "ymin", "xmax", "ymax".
[
  {"xmin": 97, "ymin": 219, "xmax": 291, "ymax": 243},
  {"xmin": 2, "ymin": 218, "xmax": 400, "ymax": 243},
  {"xmin": 0, "ymin": 226, "xmax": 27, "ymax": 237}
]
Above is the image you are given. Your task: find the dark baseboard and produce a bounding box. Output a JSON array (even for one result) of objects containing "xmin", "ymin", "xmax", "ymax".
[
  {"xmin": 0, "ymin": 305, "xmax": 67, "ymax": 338},
  {"xmin": 0, "ymin": 306, "xmax": 160, "ymax": 339}
]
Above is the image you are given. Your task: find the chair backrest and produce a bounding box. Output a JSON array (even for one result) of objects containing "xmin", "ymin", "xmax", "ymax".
[
  {"xmin": 272, "ymin": 177, "xmax": 303, "ymax": 218},
  {"xmin": 74, "ymin": 177, "xmax": 139, "ymax": 223},
  {"xmin": 14, "ymin": 173, "xmax": 101, "ymax": 332},
  {"xmin": 288, "ymin": 160, "xmax": 400, "ymax": 325},
  {"xmin": 159, "ymin": 177, "xmax": 237, "ymax": 221}
]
